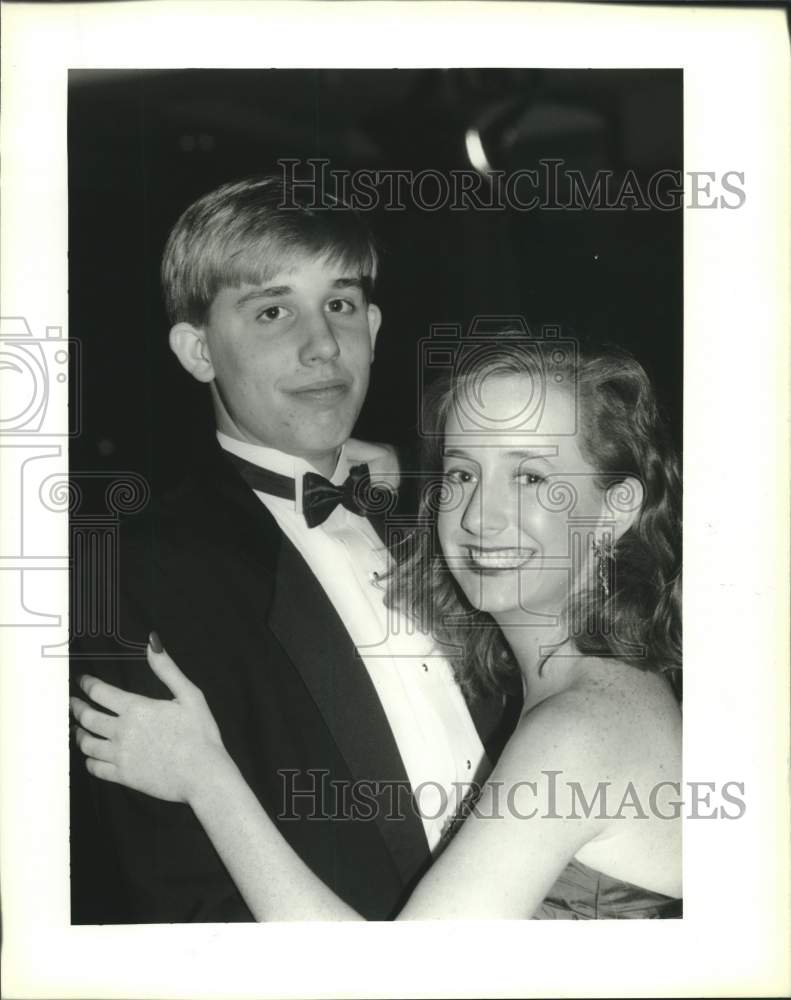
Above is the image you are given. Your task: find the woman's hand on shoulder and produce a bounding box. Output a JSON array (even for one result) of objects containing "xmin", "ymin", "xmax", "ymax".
[
  {"xmin": 70, "ymin": 634, "xmax": 227, "ymax": 804},
  {"xmin": 345, "ymin": 437, "xmax": 400, "ymax": 490}
]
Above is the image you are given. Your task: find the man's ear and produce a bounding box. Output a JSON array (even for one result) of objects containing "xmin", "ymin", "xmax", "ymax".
[
  {"xmin": 366, "ymin": 303, "xmax": 382, "ymax": 357},
  {"xmin": 169, "ymin": 323, "xmax": 215, "ymax": 383},
  {"xmin": 603, "ymin": 476, "xmax": 645, "ymax": 541}
]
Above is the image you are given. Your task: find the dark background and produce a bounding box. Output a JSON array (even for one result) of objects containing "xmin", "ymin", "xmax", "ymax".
[{"xmin": 68, "ymin": 69, "xmax": 682, "ymax": 491}]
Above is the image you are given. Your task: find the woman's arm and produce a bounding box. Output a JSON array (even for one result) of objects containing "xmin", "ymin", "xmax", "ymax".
[
  {"xmin": 189, "ymin": 753, "xmax": 361, "ymax": 921},
  {"xmin": 73, "ymin": 640, "xmax": 360, "ymax": 921},
  {"xmin": 73, "ymin": 641, "xmax": 616, "ymax": 920}
]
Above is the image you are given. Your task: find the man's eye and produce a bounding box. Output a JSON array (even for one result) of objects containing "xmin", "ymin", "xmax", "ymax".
[
  {"xmin": 256, "ymin": 306, "xmax": 289, "ymax": 322},
  {"xmin": 444, "ymin": 468, "xmax": 477, "ymax": 485},
  {"xmin": 326, "ymin": 298, "xmax": 355, "ymax": 314}
]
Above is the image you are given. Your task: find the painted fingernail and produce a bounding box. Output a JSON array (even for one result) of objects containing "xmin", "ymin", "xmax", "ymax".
[{"xmin": 149, "ymin": 631, "xmax": 164, "ymax": 654}]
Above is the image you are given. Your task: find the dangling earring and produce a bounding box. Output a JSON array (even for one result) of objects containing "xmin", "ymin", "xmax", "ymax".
[{"xmin": 592, "ymin": 537, "xmax": 613, "ymax": 598}]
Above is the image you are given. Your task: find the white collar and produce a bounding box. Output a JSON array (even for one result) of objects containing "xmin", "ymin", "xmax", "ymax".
[{"xmin": 216, "ymin": 431, "xmax": 350, "ymax": 512}]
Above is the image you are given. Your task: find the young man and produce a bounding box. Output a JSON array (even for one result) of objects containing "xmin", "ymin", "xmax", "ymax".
[{"xmin": 70, "ymin": 176, "xmax": 512, "ymax": 922}]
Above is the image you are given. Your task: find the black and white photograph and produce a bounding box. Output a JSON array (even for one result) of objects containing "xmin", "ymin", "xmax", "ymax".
[
  {"xmin": 67, "ymin": 65, "xmax": 687, "ymax": 927},
  {"xmin": 1, "ymin": 3, "xmax": 788, "ymax": 998}
]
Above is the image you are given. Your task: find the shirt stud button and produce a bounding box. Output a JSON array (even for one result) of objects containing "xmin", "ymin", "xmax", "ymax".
[
  {"xmin": 466, "ymin": 760, "xmax": 472, "ymax": 770},
  {"xmin": 422, "ymin": 663, "xmax": 429, "ymax": 672}
]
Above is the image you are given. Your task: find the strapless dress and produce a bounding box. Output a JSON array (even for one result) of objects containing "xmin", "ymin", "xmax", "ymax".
[{"xmin": 533, "ymin": 857, "xmax": 682, "ymax": 919}]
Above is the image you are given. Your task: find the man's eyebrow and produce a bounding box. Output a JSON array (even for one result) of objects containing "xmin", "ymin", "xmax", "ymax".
[
  {"xmin": 331, "ymin": 277, "xmax": 365, "ymax": 291},
  {"xmin": 233, "ymin": 277, "xmax": 365, "ymax": 309},
  {"xmin": 234, "ymin": 286, "xmax": 292, "ymax": 307}
]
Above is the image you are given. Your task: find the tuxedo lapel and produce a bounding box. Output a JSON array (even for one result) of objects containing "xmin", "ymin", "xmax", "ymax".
[
  {"xmin": 195, "ymin": 443, "xmax": 450, "ymax": 882},
  {"xmin": 193, "ymin": 443, "xmax": 286, "ymax": 572},
  {"xmin": 365, "ymin": 511, "xmax": 389, "ymax": 546},
  {"xmin": 267, "ymin": 538, "xmax": 429, "ymax": 882}
]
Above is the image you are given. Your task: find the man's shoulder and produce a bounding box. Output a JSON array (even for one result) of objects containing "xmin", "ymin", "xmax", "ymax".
[
  {"xmin": 118, "ymin": 451, "xmax": 281, "ymax": 563},
  {"xmin": 119, "ymin": 472, "xmax": 208, "ymax": 546}
]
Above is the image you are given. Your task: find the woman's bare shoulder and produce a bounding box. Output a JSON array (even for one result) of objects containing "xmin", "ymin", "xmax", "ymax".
[
  {"xmin": 576, "ymin": 657, "xmax": 681, "ymax": 746},
  {"xmin": 501, "ymin": 661, "xmax": 680, "ymax": 788}
]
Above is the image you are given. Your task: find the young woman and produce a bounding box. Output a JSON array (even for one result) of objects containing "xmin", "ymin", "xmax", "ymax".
[{"xmin": 72, "ymin": 344, "xmax": 682, "ymax": 920}]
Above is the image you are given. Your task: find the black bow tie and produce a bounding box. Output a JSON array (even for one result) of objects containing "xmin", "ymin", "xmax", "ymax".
[
  {"xmin": 226, "ymin": 452, "xmax": 373, "ymax": 528},
  {"xmin": 302, "ymin": 465, "xmax": 374, "ymax": 528}
]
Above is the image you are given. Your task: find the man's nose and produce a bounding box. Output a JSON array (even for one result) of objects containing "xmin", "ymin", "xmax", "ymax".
[
  {"xmin": 299, "ymin": 311, "xmax": 341, "ymax": 365},
  {"xmin": 460, "ymin": 479, "xmax": 509, "ymax": 536}
]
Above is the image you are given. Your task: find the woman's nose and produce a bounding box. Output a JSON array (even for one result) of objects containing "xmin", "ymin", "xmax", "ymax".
[
  {"xmin": 299, "ymin": 312, "xmax": 341, "ymax": 365},
  {"xmin": 460, "ymin": 480, "xmax": 509, "ymax": 536}
]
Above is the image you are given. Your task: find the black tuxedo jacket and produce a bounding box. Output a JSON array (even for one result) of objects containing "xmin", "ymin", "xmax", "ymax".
[{"xmin": 70, "ymin": 442, "xmax": 516, "ymax": 923}]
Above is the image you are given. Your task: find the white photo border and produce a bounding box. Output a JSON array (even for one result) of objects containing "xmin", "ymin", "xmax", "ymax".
[{"xmin": 1, "ymin": 2, "xmax": 789, "ymax": 998}]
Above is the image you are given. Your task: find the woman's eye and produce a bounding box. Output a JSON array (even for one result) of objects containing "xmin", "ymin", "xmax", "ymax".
[
  {"xmin": 516, "ymin": 471, "xmax": 544, "ymax": 486},
  {"xmin": 326, "ymin": 298, "xmax": 355, "ymax": 315},
  {"xmin": 256, "ymin": 305, "xmax": 289, "ymax": 323},
  {"xmin": 444, "ymin": 468, "xmax": 477, "ymax": 485}
]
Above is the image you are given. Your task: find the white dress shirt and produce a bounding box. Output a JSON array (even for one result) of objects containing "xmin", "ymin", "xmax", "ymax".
[{"xmin": 217, "ymin": 431, "xmax": 487, "ymax": 850}]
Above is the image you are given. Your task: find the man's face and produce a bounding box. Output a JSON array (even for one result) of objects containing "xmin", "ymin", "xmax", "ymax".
[{"xmin": 194, "ymin": 254, "xmax": 381, "ymax": 470}]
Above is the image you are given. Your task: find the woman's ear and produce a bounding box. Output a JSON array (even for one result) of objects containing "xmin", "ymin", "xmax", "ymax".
[
  {"xmin": 604, "ymin": 476, "xmax": 645, "ymax": 541},
  {"xmin": 169, "ymin": 323, "xmax": 215, "ymax": 383}
]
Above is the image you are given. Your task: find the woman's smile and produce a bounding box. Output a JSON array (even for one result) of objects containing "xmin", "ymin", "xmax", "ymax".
[{"xmin": 463, "ymin": 546, "xmax": 537, "ymax": 571}]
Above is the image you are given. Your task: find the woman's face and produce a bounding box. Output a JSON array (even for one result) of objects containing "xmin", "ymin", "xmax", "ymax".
[{"xmin": 437, "ymin": 374, "xmax": 608, "ymax": 621}]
